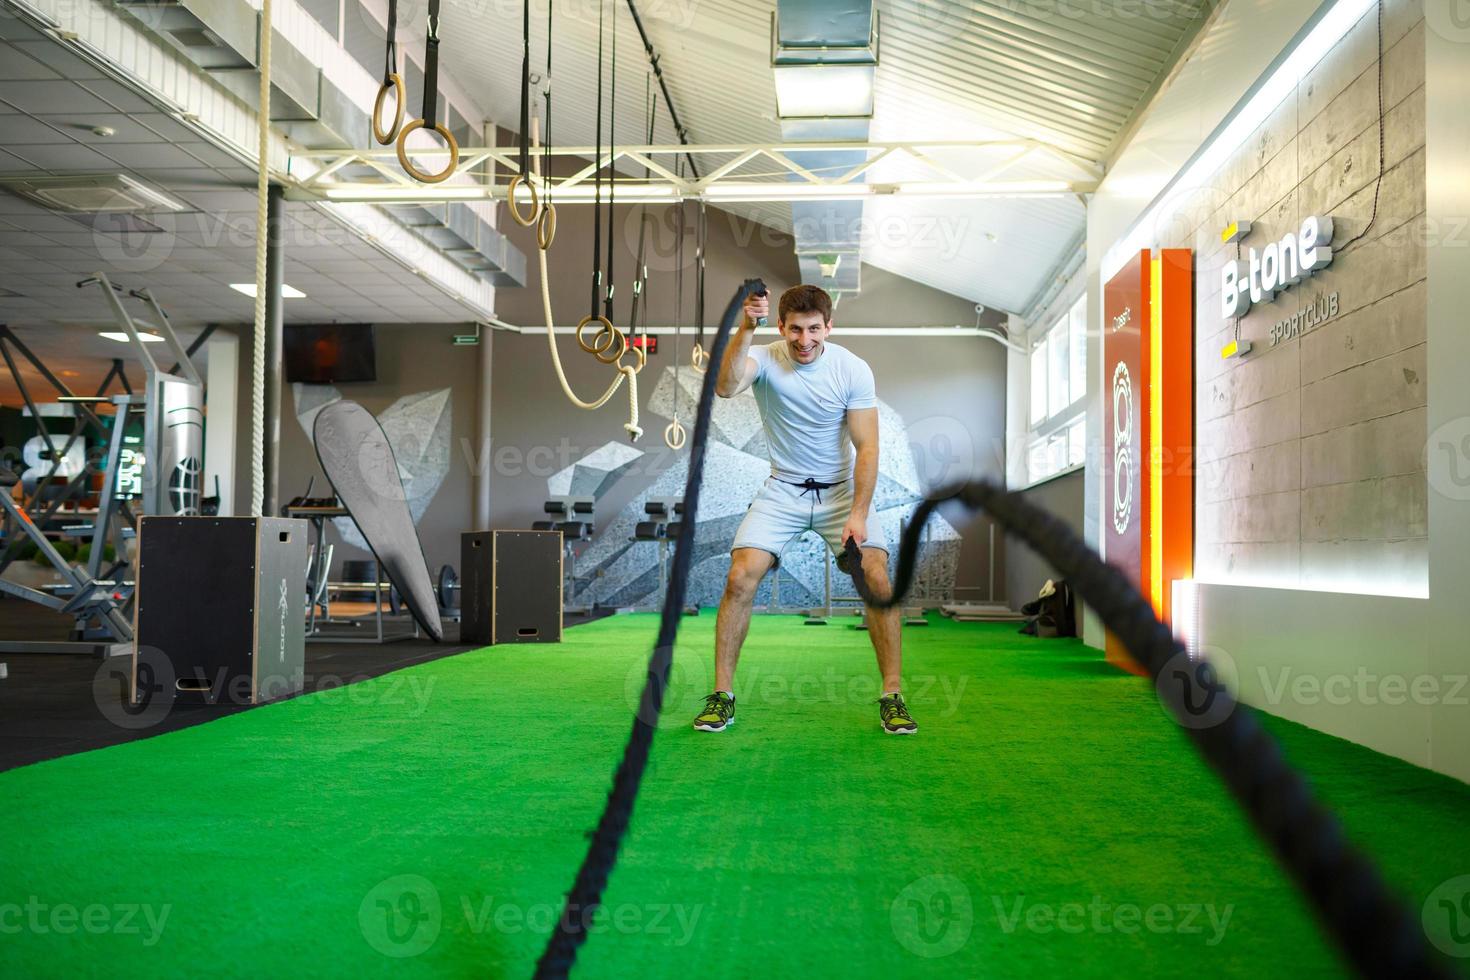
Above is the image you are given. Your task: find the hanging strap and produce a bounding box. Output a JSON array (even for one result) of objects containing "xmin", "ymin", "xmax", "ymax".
[
  {"xmin": 517, "ymin": 0, "xmax": 531, "ymax": 179},
  {"xmin": 602, "ymin": 0, "xmax": 617, "ymax": 324},
  {"xmin": 422, "ymin": 0, "xmax": 442, "ymax": 127},
  {"xmin": 383, "ymin": 0, "xmax": 398, "ymax": 83},
  {"xmin": 542, "ymin": 0, "xmax": 553, "ymax": 195},
  {"xmin": 395, "ymin": 0, "xmax": 456, "ymax": 183},
  {"xmin": 628, "ymin": 74, "xmax": 656, "ymax": 335},
  {"xmin": 695, "ymin": 199, "xmax": 707, "ymax": 347},
  {"xmin": 589, "ymin": 0, "xmax": 604, "ymax": 320},
  {"xmin": 372, "ymin": 0, "xmax": 405, "ymax": 145}
]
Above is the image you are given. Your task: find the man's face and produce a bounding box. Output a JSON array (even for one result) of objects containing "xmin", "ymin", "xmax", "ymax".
[{"xmin": 781, "ymin": 310, "xmax": 831, "ymax": 365}]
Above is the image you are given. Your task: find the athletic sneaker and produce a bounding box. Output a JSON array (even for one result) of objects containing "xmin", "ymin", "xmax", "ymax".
[
  {"xmin": 878, "ymin": 694, "xmax": 918, "ymax": 735},
  {"xmin": 693, "ymin": 691, "xmax": 736, "ymax": 732}
]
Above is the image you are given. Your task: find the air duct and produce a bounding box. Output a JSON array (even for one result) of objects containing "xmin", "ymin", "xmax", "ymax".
[{"xmin": 772, "ymin": 0, "xmax": 878, "ymax": 300}]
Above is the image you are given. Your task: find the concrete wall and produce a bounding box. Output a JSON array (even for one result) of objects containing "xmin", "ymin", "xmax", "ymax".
[
  {"xmin": 1181, "ymin": 0, "xmax": 1428, "ymax": 596},
  {"xmin": 1085, "ymin": 0, "xmax": 1326, "ymax": 648},
  {"xmin": 1089, "ymin": 0, "xmax": 1470, "ymax": 780}
]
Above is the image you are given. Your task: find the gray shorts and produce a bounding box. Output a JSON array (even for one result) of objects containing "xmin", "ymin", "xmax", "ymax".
[{"xmin": 731, "ymin": 476, "xmax": 887, "ymax": 559}]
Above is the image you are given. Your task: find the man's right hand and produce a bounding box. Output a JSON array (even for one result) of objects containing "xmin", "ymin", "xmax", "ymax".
[{"xmin": 742, "ymin": 292, "xmax": 770, "ymax": 330}]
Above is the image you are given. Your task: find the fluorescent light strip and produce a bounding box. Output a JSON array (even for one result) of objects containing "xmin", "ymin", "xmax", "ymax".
[
  {"xmin": 100, "ymin": 331, "xmax": 164, "ymax": 343},
  {"xmin": 230, "ymin": 283, "xmax": 307, "ymax": 299},
  {"xmin": 1102, "ymin": 0, "xmax": 1376, "ymax": 281}
]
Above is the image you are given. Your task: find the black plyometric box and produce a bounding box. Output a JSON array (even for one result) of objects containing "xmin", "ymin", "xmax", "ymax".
[
  {"xmin": 461, "ymin": 530, "xmax": 562, "ymax": 645},
  {"xmin": 133, "ymin": 517, "xmax": 307, "ymax": 705}
]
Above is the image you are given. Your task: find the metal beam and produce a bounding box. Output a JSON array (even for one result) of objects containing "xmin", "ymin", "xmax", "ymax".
[{"xmin": 285, "ymin": 140, "xmax": 1101, "ymax": 205}]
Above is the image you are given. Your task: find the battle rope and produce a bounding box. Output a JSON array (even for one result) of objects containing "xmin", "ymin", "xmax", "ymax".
[
  {"xmin": 371, "ymin": 0, "xmax": 404, "ymax": 144},
  {"xmin": 507, "ymin": 0, "xmax": 539, "ymax": 225},
  {"xmin": 395, "ymin": 0, "xmax": 458, "ymax": 183},
  {"xmin": 534, "ymin": 279, "xmax": 766, "ymax": 979},
  {"xmin": 529, "ymin": 114, "xmax": 644, "ymax": 441},
  {"xmin": 837, "ymin": 488, "xmax": 1452, "ymax": 980}
]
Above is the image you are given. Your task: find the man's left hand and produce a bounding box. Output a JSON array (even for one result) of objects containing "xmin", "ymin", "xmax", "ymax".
[{"xmin": 841, "ymin": 515, "xmax": 867, "ymax": 549}]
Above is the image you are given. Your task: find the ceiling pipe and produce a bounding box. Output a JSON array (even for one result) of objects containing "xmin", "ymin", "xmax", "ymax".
[{"xmin": 623, "ymin": 0, "xmax": 699, "ymax": 179}]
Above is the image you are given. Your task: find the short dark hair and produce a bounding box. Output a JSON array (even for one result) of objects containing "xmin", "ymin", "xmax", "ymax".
[{"xmin": 778, "ymin": 284, "xmax": 833, "ymax": 325}]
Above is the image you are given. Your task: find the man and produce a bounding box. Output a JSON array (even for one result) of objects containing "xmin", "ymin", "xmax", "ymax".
[{"xmin": 692, "ymin": 284, "xmax": 916, "ymax": 735}]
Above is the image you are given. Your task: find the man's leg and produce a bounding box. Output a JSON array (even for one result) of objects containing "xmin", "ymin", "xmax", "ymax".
[
  {"xmin": 859, "ymin": 547, "xmax": 902, "ymax": 693},
  {"xmin": 715, "ymin": 547, "xmax": 775, "ymax": 691}
]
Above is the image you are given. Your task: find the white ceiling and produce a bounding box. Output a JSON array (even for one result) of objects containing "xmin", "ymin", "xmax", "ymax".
[
  {"xmin": 435, "ymin": 0, "xmax": 1209, "ymax": 312},
  {"xmin": 0, "ymin": 15, "xmax": 487, "ymax": 406}
]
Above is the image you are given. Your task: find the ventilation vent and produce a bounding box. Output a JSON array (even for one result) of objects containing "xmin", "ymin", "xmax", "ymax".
[
  {"xmin": 168, "ymin": 27, "xmax": 225, "ymax": 48},
  {"xmin": 0, "ymin": 174, "xmax": 188, "ymax": 214}
]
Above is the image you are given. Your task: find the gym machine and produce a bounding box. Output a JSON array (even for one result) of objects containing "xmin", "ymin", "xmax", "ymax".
[
  {"xmin": 0, "ymin": 274, "xmax": 205, "ymax": 656},
  {"xmin": 533, "ymin": 496, "xmax": 595, "ymax": 615},
  {"xmin": 627, "ymin": 497, "xmax": 684, "ymax": 613}
]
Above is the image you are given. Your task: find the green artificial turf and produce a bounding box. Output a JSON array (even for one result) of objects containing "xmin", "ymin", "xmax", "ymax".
[{"xmin": 1, "ymin": 614, "xmax": 1468, "ymax": 978}]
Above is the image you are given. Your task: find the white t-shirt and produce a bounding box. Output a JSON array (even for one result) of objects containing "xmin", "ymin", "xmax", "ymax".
[{"xmin": 748, "ymin": 340, "xmax": 877, "ymax": 484}]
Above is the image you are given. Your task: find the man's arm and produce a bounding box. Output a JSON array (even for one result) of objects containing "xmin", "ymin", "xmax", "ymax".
[
  {"xmin": 715, "ymin": 291, "xmax": 770, "ymax": 398},
  {"xmin": 842, "ymin": 406, "xmax": 879, "ymax": 546}
]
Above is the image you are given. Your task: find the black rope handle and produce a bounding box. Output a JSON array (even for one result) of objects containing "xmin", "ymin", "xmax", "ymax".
[
  {"xmin": 839, "ymin": 486, "xmax": 1453, "ymax": 980},
  {"xmin": 534, "ymin": 278, "xmax": 767, "ymax": 979}
]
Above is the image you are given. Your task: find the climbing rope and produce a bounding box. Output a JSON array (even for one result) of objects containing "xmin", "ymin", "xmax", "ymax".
[
  {"xmin": 837, "ymin": 488, "xmax": 1452, "ymax": 980},
  {"xmin": 529, "ymin": 114, "xmax": 644, "ymax": 441},
  {"xmin": 249, "ymin": 0, "xmax": 272, "ymax": 518},
  {"xmin": 534, "ymin": 278, "xmax": 764, "ymax": 979}
]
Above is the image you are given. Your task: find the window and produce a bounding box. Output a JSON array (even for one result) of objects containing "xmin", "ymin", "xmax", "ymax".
[
  {"xmin": 1024, "ymin": 292, "xmax": 1088, "ymax": 484},
  {"xmin": 1030, "ymin": 336, "xmax": 1047, "ymax": 427}
]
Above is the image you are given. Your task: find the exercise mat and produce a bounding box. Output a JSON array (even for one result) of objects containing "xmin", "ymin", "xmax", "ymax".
[{"xmin": 313, "ymin": 400, "xmax": 443, "ymax": 642}]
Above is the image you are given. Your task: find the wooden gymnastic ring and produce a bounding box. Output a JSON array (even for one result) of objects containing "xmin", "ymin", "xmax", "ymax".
[
  {"xmin": 396, "ymin": 119, "xmax": 459, "ymax": 184},
  {"xmin": 576, "ymin": 314, "xmax": 618, "ymax": 356},
  {"xmin": 372, "ymin": 74, "xmax": 405, "ymax": 145},
  {"xmin": 593, "ymin": 327, "xmax": 630, "ymax": 365},
  {"xmin": 621, "ymin": 340, "xmax": 648, "ymax": 373},
  {"xmin": 536, "ymin": 203, "xmax": 557, "ymax": 251},
  {"xmin": 690, "ymin": 344, "xmax": 709, "ymax": 374},
  {"xmin": 664, "ymin": 419, "xmax": 687, "ymax": 451},
  {"xmin": 507, "ymin": 173, "xmax": 540, "ymax": 227}
]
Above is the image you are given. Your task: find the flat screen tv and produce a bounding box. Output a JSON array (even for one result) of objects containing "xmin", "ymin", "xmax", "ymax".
[{"xmin": 284, "ymin": 323, "xmax": 377, "ymax": 383}]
